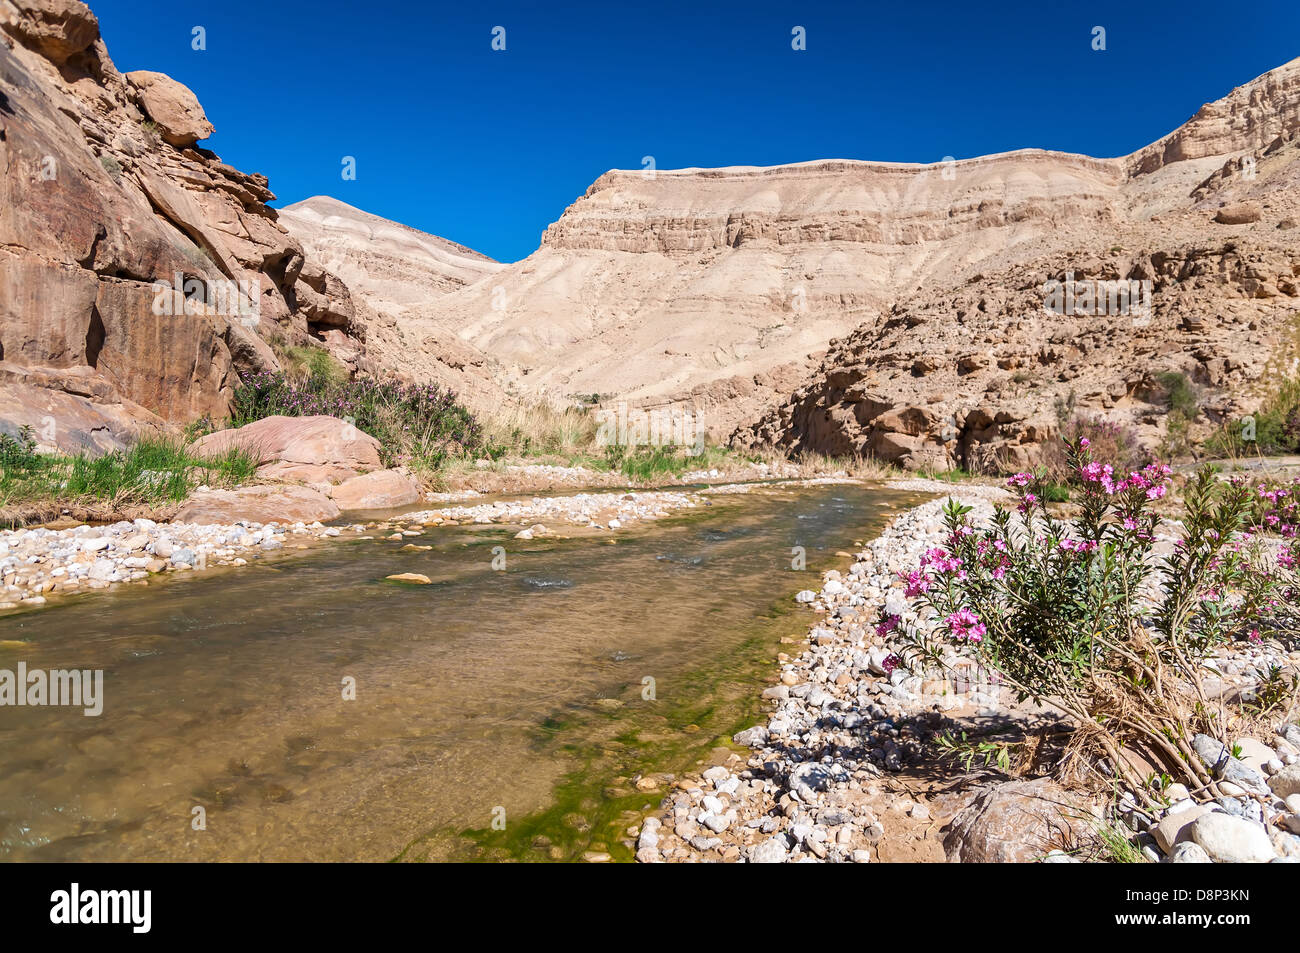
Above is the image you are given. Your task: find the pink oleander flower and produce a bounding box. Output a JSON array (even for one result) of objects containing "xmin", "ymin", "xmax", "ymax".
[
  {"xmin": 921, "ymin": 547, "xmax": 963, "ymax": 574},
  {"xmin": 1146, "ymin": 484, "xmax": 1167, "ymax": 501},
  {"xmin": 881, "ymin": 654, "xmax": 900, "ymax": 674},
  {"xmin": 901, "ymin": 569, "xmax": 932, "ymax": 598},
  {"xmin": 1247, "ymin": 628, "xmax": 1262, "ymax": 644},
  {"xmin": 1078, "ymin": 437, "xmax": 1090, "ymax": 448},
  {"xmin": 944, "ymin": 608, "xmax": 986, "ymax": 643},
  {"xmin": 875, "ymin": 614, "xmax": 901, "ymax": 637},
  {"xmin": 1007, "ymin": 473, "xmax": 1033, "ymax": 488}
]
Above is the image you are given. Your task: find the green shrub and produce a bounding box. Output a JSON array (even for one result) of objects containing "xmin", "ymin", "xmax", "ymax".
[
  {"xmin": 230, "ymin": 371, "xmax": 486, "ymax": 473},
  {"xmin": 879, "ymin": 441, "xmax": 1279, "ymax": 805}
]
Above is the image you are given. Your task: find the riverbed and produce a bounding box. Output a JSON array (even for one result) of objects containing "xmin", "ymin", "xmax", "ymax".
[{"xmin": 0, "ymin": 482, "xmax": 918, "ymax": 861}]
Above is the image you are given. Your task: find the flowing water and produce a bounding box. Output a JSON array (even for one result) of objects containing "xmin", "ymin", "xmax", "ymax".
[{"xmin": 0, "ymin": 482, "xmax": 919, "ymax": 862}]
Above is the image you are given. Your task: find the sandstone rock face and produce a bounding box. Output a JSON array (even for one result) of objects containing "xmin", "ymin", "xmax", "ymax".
[
  {"xmin": 0, "ymin": 0, "xmax": 98, "ymax": 64},
  {"xmin": 326, "ymin": 469, "xmax": 421, "ymax": 510},
  {"xmin": 731, "ymin": 59, "xmax": 1300, "ymax": 469},
  {"xmin": 124, "ymin": 70, "xmax": 213, "ymax": 147},
  {"xmin": 173, "ymin": 485, "xmax": 340, "ymax": 524},
  {"xmin": 0, "ymin": 0, "xmax": 368, "ymax": 451},
  {"xmin": 189, "ymin": 415, "xmax": 382, "ymax": 483},
  {"xmin": 944, "ymin": 777, "xmax": 1097, "ymax": 863}
]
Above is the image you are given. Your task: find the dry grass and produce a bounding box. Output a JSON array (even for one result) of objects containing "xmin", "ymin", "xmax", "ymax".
[{"xmin": 483, "ymin": 400, "xmax": 599, "ymax": 459}]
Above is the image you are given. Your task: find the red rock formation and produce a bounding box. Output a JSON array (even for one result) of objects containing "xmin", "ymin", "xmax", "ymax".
[{"xmin": 0, "ymin": 0, "xmax": 363, "ymax": 451}]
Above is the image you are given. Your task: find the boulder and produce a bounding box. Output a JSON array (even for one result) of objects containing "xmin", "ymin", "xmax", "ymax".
[
  {"xmin": 1268, "ymin": 764, "xmax": 1300, "ymax": 799},
  {"xmin": 1188, "ymin": 813, "xmax": 1275, "ymax": 863},
  {"xmin": 1193, "ymin": 733, "xmax": 1269, "ymax": 794},
  {"xmin": 1213, "ymin": 202, "xmax": 1262, "ymax": 225},
  {"xmin": 190, "ymin": 416, "xmax": 383, "ymax": 484},
  {"xmin": 0, "ymin": 0, "xmax": 99, "ymax": 64},
  {"xmin": 1152, "ymin": 803, "xmax": 1212, "ymax": 853},
  {"xmin": 327, "ymin": 469, "xmax": 420, "ymax": 511},
  {"xmin": 125, "ymin": 70, "xmax": 215, "ymax": 147},
  {"xmin": 173, "ymin": 485, "xmax": 340, "ymax": 524},
  {"xmin": 1167, "ymin": 842, "xmax": 1212, "ymax": 863},
  {"xmin": 943, "ymin": 777, "xmax": 1098, "ymax": 863}
]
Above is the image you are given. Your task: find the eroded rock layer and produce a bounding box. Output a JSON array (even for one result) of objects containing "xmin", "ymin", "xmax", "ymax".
[
  {"xmin": 0, "ymin": 0, "xmax": 365, "ymax": 450},
  {"xmin": 423, "ymin": 57, "xmax": 1300, "ymax": 446}
]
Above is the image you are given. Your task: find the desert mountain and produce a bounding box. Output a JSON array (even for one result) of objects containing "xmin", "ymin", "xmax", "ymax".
[
  {"xmin": 278, "ymin": 196, "xmax": 512, "ymax": 412},
  {"xmin": 738, "ymin": 59, "xmax": 1300, "ymax": 470},
  {"xmin": 410, "ymin": 57, "xmax": 1300, "ymax": 457}
]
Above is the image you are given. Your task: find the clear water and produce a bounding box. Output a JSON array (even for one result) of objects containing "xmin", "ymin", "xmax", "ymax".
[{"xmin": 0, "ymin": 483, "xmax": 916, "ymax": 862}]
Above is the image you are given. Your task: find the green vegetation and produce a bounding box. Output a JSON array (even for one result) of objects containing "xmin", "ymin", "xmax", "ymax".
[
  {"xmin": 1207, "ymin": 372, "xmax": 1300, "ymax": 457},
  {"xmin": 915, "ymin": 467, "xmax": 970, "ymax": 483},
  {"xmin": 0, "ymin": 426, "xmax": 257, "ymax": 527},
  {"xmin": 98, "ymin": 153, "xmax": 122, "ymax": 181},
  {"xmin": 230, "ymin": 369, "xmax": 486, "ymax": 473}
]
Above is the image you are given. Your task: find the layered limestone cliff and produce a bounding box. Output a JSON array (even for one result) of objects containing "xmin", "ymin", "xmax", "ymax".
[{"xmin": 418, "ymin": 56, "xmax": 1300, "ymax": 452}]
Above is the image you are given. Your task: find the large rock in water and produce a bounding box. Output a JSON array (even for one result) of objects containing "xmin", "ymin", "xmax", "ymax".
[
  {"xmin": 189, "ymin": 416, "xmax": 383, "ymax": 483},
  {"xmin": 327, "ymin": 469, "xmax": 421, "ymax": 510},
  {"xmin": 944, "ymin": 778, "xmax": 1098, "ymax": 863},
  {"xmin": 173, "ymin": 485, "xmax": 340, "ymax": 524}
]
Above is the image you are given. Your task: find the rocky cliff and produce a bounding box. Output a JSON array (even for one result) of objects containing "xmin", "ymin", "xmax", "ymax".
[
  {"xmin": 0, "ymin": 0, "xmax": 366, "ymax": 451},
  {"xmin": 736, "ymin": 59, "xmax": 1300, "ymax": 470},
  {"xmin": 421, "ymin": 57, "xmax": 1300, "ymax": 446},
  {"xmin": 278, "ymin": 195, "xmax": 514, "ymax": 413}
]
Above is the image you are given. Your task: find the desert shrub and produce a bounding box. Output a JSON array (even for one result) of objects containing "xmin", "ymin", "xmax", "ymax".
[
  {"xmin": 877, "ymin": 438, "xmax": 1287, "ymax": 804},
  {"xmin": 1206, "ymin": 373, "xmax": 1300, "ymax": 457},
  {"xmin": 1154, "ymin": 371, "xmax": 1200, "ymax": 459},
  {"xmin": 1042, "ymin": 415, "xmax": 1149, "ymax": 486},
  {"xmin": 0, "ymin": 426, "xmax": 40, "ymax": 472},
  {"xmin": 229, "ymin": 371, "xmax": 486, "ymax": 471}
]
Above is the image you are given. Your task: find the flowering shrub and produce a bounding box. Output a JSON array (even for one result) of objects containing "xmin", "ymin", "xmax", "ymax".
[
  {"xmin": 230, "ymin": 371, "xmax": 489, "ymax": 470},
  {"xmin": 879, "ymin": 438, "xmax": 1287, "ymax": 802},
  {"xmin": 1245, "ymin": 477, "xmax": 1300, "ymax": 641},
  {"xmin": 1041, "ymin": 414, "xmax": 1150, "ymax": 487}
]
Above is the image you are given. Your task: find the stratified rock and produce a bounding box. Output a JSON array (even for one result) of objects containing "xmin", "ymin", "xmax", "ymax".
[
  {"xmin": 0, "ymin": 0, "xmax": 98, "ymax": 64},
  {"xmin": 0, "ymin": 1, "xmax": 376, "ymax": 447}
]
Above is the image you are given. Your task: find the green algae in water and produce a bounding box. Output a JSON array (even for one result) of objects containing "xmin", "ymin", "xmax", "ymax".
[
  {"xmin": 0, "ymin": 483, "xmax": 920, "ymax": 862},
  {"xmin": 395, "ymin": 570, "xmax": 850, "ymax": 862}
]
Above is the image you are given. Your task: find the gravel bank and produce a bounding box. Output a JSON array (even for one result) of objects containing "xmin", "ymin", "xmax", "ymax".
[{"xmin": 635, "ymin": 489, "xmax": 1300, "ymax": 864}]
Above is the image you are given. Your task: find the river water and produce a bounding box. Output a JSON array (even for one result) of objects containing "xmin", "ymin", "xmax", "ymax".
[{"xmin": 0, "ymin": 482, "xmax": 917, "ymax": 861}]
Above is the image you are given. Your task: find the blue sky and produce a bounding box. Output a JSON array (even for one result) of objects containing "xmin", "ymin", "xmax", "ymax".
[{"xmin": 93, "ymin": 0, "xmax": 1300, "ymax": 262}]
